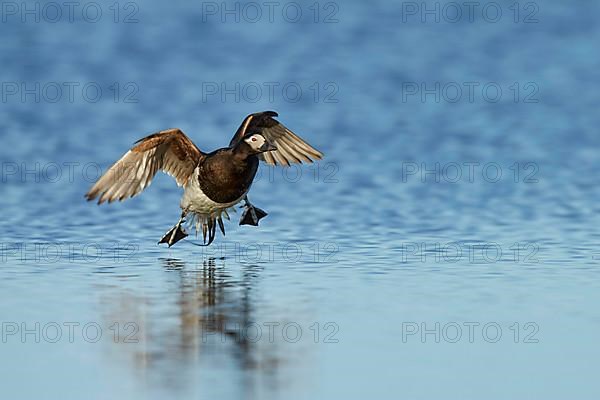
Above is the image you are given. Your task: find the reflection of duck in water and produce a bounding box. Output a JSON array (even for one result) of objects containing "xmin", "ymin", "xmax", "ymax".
[
  {"xmin": 168, "ymin": 258, "xmax": 271, "ymax": 369},
  {"xmin": 86, "ymin": 112, "xmax": 323, "ymax": 246},
  {"xmin": 103, "ymin": 258, "xmax": 282, "ymax": 373}
]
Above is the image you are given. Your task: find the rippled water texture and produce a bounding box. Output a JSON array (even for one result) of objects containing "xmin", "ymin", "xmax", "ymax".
[{"xmin": 1, "ymin": 1, "xmax": 599, "ymax": 399}]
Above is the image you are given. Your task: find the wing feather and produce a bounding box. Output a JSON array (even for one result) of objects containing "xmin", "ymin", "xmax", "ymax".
[{"xmin": 86, "ymin": 129, "xmax": 203, "ymax": 204}]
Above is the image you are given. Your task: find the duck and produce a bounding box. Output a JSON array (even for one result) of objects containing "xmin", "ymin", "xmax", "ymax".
[{"xmin": 85, "ymin": 111, "xmax": 323, "ymax": 247}]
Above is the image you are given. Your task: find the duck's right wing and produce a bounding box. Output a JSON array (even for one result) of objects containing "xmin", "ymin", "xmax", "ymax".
[
  {"xmin": 85, "ymin": 128, "xmax": 204, "ymax": 204},
  {"xmin": 229, "ymin": 111, "xmax": 323, "ymax": 166}
]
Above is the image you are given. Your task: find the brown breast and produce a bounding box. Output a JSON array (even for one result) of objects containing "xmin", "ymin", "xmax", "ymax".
[{"xmin": 197, "ymin": 150, "xmax": 259, "ymax": 204}]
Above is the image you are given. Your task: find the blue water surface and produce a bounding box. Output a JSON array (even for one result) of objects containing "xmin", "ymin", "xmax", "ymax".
[{"xmin": 1, "ymin": 1, "xmax": 599, "ymax": 399}]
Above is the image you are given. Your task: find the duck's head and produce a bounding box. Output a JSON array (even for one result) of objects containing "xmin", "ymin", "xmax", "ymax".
[{"xmin": 242, "ymin": 132, "xmax": 277, "ymax": 154}]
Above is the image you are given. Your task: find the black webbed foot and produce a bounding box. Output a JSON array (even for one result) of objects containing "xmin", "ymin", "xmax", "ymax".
[
  {"xmin": 240, "ymin": 204, "xmax": 268, "ymax": 226},
  {"xmin": 159, "ymin": 223, "xmax": 188, "ymax": 247}
]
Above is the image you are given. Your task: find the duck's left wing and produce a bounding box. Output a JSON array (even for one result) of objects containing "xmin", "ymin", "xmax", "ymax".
[{"xmin": 229, "ymin": 111, "xmax": 323, "ymax": 166}]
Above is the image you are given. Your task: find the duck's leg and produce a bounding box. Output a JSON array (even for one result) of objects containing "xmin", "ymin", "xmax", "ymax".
[
  {"xmin": 239, "ymin": 195, "xmax": 268, "ymax": 226},
  {"xmin": 158, "ymin": 211, "xmax": 188, "ymax": 247}
]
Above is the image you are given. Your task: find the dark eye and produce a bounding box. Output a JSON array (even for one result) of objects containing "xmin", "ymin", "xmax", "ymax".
[{"xmin": 251, "ymin": 137, "xmax": 257, "ymax": 142}]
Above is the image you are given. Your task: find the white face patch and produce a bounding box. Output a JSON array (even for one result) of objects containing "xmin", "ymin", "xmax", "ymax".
[{"xmin": 244, "ymin": 134, "xmax": 266, "ymax": 151}]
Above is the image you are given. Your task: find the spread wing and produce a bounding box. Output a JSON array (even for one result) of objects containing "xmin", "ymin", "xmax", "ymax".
[
  {"xmin": 86, "ymin": 128, "xmax": 204, "ymax": 204},
  {"xmin": 229, "ymin": 111, "xmax": 323, "ymax": 166}
]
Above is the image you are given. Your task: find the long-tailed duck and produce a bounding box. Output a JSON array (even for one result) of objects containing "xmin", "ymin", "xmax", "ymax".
[{"xmin": 85, "ymin": 111, "xmax": 323, "ymax": 246}]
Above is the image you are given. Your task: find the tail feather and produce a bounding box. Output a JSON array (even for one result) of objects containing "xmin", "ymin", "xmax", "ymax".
[{"xmin": 187, "ymin": 212, "xmax": 229, "ymax": 246}]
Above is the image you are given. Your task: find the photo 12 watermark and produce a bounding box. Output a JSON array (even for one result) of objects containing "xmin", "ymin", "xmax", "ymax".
[
  {"xmin": 200, "ymin": 2, "xmax": 340, "ymax": 23},
  {"xmin": 1, "ymin": 82, "xmax": 139, "ymax": 103},
  {"xmin": 398, "ymin": 242, "xmax": 540, "ymax": 264},
  {"xmin": 255, "ymin": 162, "xmax": 339, "ymax": 184},
  {"xmin": 194, "ymin": 241, "xmax": 339, "ymax": 264},
  {"xmin": 201, "ymin": 81, "xmax": 339, "ymax": 104},
  {"xmin": 201, "ymin": 321, "xmax": 340, "ymax": 344},
  {"xmin": 401, "ymin": 82, "xmax": 539, "ymax": 104},
  {"xmin": 0, "ymin": 242, "xmax": 139, "ymax": 264},
  {"xmin": 401, "ymin": 162, "xmax": 539, "ymax": 184},
  {"xmin": 400, "ymin": 2, "xmax": 539, "ymax": 24},
  {"xmin": 1, "ymin": 321, "xmax": 140, "ymax": 344},
  {"xmin": 1, "ymin": 2, "xmax": 140, "ymax": 23},
  {"xmin": 402, "ymin": 321, "xmax": 540, "ymax": 343}
]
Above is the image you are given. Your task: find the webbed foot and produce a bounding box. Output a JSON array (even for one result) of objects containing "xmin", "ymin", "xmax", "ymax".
[
  {"xmin": 240, "ymin": 202, "xmax": 268, "ymax": 226},
  {"xmin": 159, "ymin": 222, "xmax": 188, "ymax": 247}
]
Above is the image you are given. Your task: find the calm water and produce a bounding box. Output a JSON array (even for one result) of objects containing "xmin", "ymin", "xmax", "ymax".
[{"xmin": 1, "ymin": 1, "xmax": 599, "ymax": 399}]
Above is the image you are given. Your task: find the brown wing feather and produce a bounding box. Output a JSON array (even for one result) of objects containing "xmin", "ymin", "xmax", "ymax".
[
  {"xmin": 230, "ymin": 111, "xmax": 323, "ymax": 167},
  {"xmin": 85, "ymin": 128, "xmax": 203, "ymax": 204}
]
